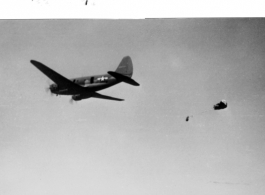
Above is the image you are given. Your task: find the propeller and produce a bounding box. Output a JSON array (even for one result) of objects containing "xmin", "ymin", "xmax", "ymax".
[
  {"xmin": 69, "ymin": 97, "xmax": 78, "ymax": 104},
  {"xmin": 69, "ymin": 97, "xmax": 74, "ymax": 104},
  {"xmin": 45, "ymin": 80, "xmax": 54, "ymax": 96},
  {"xmin": 69, "ymin": 95, "xmax": 81, "ymax": 104}
]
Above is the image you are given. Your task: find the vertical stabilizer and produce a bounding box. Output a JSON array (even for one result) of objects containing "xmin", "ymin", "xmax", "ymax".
[{"xmin": 115, "ymin": 56, "xmax": 133, "ymax": 77}]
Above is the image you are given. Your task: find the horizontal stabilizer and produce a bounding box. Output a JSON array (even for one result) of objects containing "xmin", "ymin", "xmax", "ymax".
[
  {"xmin": 92, "ymin": 92, "xmax": 124, "ymax": 101},
  {"xmin": 108, "ymin": 71, "xmax": 140, "ymax": 86}
]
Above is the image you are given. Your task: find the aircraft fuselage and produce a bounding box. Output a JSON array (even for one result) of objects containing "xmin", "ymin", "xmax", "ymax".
[{"xmin": 52, "ymin": 74, "xmax": 121, "ymax": 95}]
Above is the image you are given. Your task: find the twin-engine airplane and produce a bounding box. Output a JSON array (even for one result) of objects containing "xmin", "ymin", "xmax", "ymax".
[{"xmin": 30, "ymin": 56, "xmax": 139, "ymax": 102}]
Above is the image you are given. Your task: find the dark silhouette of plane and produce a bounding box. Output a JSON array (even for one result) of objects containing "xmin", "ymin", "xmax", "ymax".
[{"xmin": 30, "ymin": 56, "xmax": 139, "ymax": 102}]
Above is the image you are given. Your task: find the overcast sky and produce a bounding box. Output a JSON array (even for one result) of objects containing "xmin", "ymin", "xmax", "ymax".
[{"xmin": 1, "ymin": 19, "xmax": 265, "ymax": 195}]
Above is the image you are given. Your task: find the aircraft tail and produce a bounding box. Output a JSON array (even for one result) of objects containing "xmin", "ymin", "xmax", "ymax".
[
  {"xmin": 108, "ymin": 56, "xmax": 139, "ymax": 86},
  {"xmin": 115, "ymin": 56, "xmax": 133, "ymax": 77}
]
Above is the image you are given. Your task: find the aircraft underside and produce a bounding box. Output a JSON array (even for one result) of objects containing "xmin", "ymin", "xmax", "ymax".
[{"xmin": 54, "ymin": 81, "xmax": 120, "ymax": 95}]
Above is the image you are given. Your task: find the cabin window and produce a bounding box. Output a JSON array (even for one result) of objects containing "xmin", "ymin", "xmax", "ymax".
[{"xmin": 90, "ymin": 77, "xmax": 94, "ymax": 84}]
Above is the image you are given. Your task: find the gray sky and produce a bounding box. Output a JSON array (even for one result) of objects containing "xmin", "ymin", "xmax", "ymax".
[{"xmin": 1, "ymin": 19, "xmax": 265, "ymax": 195}]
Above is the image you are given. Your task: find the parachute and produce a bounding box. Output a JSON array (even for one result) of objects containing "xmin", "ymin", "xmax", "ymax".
[
  {"xmin": 213, "ymin": 100, "xmax": 227, "ymax": 110},
  {"xmin": 186, "ymin": 100, "xmax": 227, "ymax": 122}
]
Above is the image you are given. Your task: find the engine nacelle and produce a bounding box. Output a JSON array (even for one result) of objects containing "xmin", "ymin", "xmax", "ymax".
[
  {"xmin": 72, "ymin": 94, "xmax": 82, "ymax": 101},
  {"xmin": 50, "ymin": 84, "xmax": 58, "ymax": 93},
  {"xmin": 72, "ymin": 93, "xmax": 94, "ymax": 101}
]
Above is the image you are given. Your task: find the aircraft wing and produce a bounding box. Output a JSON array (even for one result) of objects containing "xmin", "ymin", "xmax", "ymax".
[
  {"xmin": 92, "ymin": 92, "xmax": 124, "ymax": 101},
  {"xmin": 30, "ymin": 60, "xmax": 84, "ymax": 92}
]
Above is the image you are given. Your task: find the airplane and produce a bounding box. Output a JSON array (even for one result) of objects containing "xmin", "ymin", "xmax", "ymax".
[{"xmin": 30, "ymin": 56, "xmax": 140, "ymax": 102}]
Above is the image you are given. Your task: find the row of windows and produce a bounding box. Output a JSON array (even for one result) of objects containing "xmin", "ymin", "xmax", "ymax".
[{"xmin": 73, "ymin": 76, "xmax": 110, "ymax": 85}]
